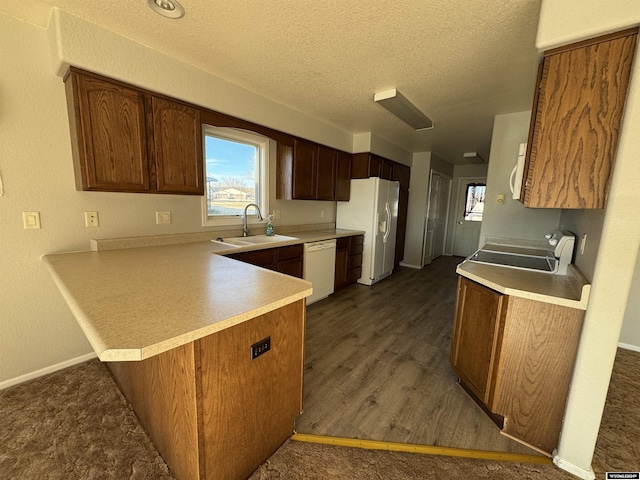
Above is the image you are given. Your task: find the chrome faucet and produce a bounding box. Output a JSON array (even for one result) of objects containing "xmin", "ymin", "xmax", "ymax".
[{"xmin": 242, "ymin": 203, "xmax": 263, "ymax": 236}]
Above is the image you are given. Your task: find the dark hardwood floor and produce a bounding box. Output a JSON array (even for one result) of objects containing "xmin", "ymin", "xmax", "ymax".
[{"xmin": 296, "ymin": 255, "xmax": 540, "ymax": 455}]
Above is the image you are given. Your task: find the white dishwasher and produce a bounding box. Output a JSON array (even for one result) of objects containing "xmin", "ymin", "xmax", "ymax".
[{"xmin": 303, "ymin": 239, "xmax": 337, "ymax": 305}]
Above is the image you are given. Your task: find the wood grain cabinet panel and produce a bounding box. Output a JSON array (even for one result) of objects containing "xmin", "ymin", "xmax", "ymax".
[
  {"xmin": 108, "ymin": 301, "xmax": 305, "ymax": 480},
  {"xmin": 66, "ymin": 70, "xmax": 149, "ymax": 192},
  {"xmin": 380, "ymin": 159, "xmax": 393, "ymax": 180},
  {"xmin": 292, "ymin": 138, "xmax": 317, "ymax": 199},
  {"xmin": 334, "ymin": 235, "xmax": 364, "ymax": 291},
  {"xmin": 334, "ymin": 239, "xmax": 350, "ymax": 291},
  {"xmin": 64, "ymin": 67, "xmax": 204, "ymax": 195},
  {"xmin": 334, "ymin": 151, "xmax": 352, "ymax": 201},
  {"xmin": 395, "ymin": 186, "xmax": 409, "ymax": 266},
  {"xmin": 316, "ymin": 145, "xmax": 337, "ymax": 200},
  {"xmin": 521, "ymin": 28, "xmax": 637, "ymax": 209},
  {"xmin": 279, "ymin": 139, "xmax": 350, "ymax": 201},
  {"xmin": 151, "ymin": 97, "xmax": 204, "ymax": 194},
  {"xmin": 450, "ymin": 277, "xmax": 506, "ymax": 404},
  {"xmin": 229, "ymin": 245, "xmax": 304, "ymax": 279},
  {"xmin": 450, "ymin": 276, "xmax": 584, "ymax": 455},
  {"xmin": 392, "ymin": 163, "xmax": 411, "ymax": 189},
  {"xmin": 199, "ymin": 302, "xmax": 304, "ymax": 480}
]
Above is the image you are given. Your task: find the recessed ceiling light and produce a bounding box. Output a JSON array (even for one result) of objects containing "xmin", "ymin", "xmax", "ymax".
[{"xmin": 148, "ymin": 0, "xmax": 185, "ymax": 19}]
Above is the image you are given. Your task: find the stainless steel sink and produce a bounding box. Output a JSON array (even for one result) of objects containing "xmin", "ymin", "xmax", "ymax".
[{"xmin": 211, "ymin": 234, "xmax": 299, "ymax": 249}]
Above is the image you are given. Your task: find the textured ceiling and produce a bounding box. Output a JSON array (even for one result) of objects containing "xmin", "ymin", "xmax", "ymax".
[{"xmin": 4, "ymin": 0, "xmax": 541, "ymax": 164}]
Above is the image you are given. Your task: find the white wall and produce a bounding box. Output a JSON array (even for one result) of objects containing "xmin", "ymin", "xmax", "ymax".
[
  {"xmin": 0, "ymin": 11, "xmax": 355, "ymax": 385},
  {"xmin": 558, "ymin": 209, "xmax": 605, "ymax": 283},
  {"xmin": 619, "ymin": 252, "xmax": 640, "ymax": 349},
  {"xmin": 536, "ymin": 1, "xmax": 640, "ymax": 478},
  {"xmin": 402, "ymin": 152, "xmax": 454, "ymax": 268},
  {"xmin": 479, "ymin": 111, "xmax": 561, "ymax": 247},
  {"xmin": 402, "ymin": 152, "xmax": 431, "ymax": 267}
]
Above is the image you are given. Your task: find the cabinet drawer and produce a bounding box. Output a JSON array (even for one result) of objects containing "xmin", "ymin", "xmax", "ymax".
[
  {"xmin": 231, "ymin": 249, "xmax": 276, "ymax": 268},
  {"xmin": 348, "ymin": 253, "xmax": 363, "ymax": 269},
  {"xmin": 277, "ymin": 257, "xmax": 303, "ymax": 278},
  {"xmin": 277, "ymin": 244, "xmax": 303, "ymax": 261},
  {"xmin": 336, "ymin": 237, "xmax": 350, "ymax": 249},
  {"xmin": 347, "ymin": 267, "xmax": 362, "ymax": 283},
  {"xmin": 350, "ymin": 235, "xmax": 364, "ymax": 246}
]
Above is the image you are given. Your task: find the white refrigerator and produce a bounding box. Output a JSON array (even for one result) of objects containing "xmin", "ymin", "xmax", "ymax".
[{"xmin": 336, "ymin": 178, "xmax": 400, "ymax": 285}]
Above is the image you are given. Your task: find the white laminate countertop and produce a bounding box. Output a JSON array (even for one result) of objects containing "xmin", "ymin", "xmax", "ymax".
[
  {"xmin": 456, "ymin": 246, "xmax": 591, "ymax": 310},
  {"xmin": 44, "ymin": 241, "xmax": 313, "ymax": 362}
]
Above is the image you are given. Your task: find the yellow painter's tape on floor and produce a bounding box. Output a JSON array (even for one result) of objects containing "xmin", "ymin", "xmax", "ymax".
[{"xmin": 291, "ymin": 433, "xmax": 552, "ymax": 465}]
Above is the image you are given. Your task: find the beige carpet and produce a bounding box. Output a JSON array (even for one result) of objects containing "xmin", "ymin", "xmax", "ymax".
[{"xmin": 1, "ymin": 349, "xmax": 638, "ymax": 479}]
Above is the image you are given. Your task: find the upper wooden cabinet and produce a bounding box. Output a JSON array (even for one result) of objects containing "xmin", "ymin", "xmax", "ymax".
[
  {"xmin": 392, "ymin": 163, "xmax": 411, "ymax": 189},
  {"xmin": 150, "ymin": 97, "xmax": 203, "ymax": 194},
  {"xmin": 65, "ymin": 70, "xmax": 149, "ymax": 192},
  {"xmin": 64, "ymin": 68, "xmax": 204, "ymax": 195},
  {"xmin": 450, "ymin": 276, "xmax": 584, "ymax": 455},
  {"xmin": 316, "ymin": 145, "xmax": 337, "ymax": 200},
  {"xmin": 351, "ymin": 153, "xmax": 381, "ymax": 178},
  {"xmin": 521, "ymin": 28, "xmax": 637, "ymax": 209},
  {"xmin": 277, "ymin": 138, "xmax": 351, "ymax": 201}
]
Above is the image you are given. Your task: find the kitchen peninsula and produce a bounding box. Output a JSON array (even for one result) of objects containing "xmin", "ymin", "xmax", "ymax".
[{"xmin": 43, "ymin": 239, "xmax": 313, "ymax": 480}]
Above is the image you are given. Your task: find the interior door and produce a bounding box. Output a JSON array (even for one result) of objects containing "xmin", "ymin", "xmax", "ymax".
[
  {"xmin": 432, "ymin": 175, "xmax": 451, "ymax": 260},
  {"xmin": 423, "ymin": 172, "xmax": 452, "ymax": 265},
  {"xmin": 453, "ymin": 177, "xmax": 486, "ymax": 257}
]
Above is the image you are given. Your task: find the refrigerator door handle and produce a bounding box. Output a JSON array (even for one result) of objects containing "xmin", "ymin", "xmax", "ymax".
[{"xmin": 383, "ymin": 202, "xmax": 392, "ymax": 243}]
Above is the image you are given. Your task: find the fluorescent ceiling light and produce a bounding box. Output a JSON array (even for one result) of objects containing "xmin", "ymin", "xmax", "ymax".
[
  {"xmin": 463, "ymin": 152, "xmax": 485, "ymax": 164},
  {"xmin": 374, "ymin": 88, "xmax": 434, "ymax": 130}
]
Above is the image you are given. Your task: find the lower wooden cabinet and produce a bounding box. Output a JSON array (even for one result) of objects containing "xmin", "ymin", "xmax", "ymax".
[
  {"xmin": 108, "ymin": 300, "xmax": 305, "ymax": 480},
  {"xmin": 335, "ymin": 235, "xmax": 364, "ymax": 291},
  {"xmin": 228, "ymin": 244, "xmax": 303, "ymax": 278},
  {"xmin": 450, "ymin": 276, "xmax": 584, "ymax": 455}
]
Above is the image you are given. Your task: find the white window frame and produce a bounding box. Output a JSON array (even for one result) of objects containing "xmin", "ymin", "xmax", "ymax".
[{"xmin": 201, "ymin": 126, "xmax": 270, "ymax": 228}]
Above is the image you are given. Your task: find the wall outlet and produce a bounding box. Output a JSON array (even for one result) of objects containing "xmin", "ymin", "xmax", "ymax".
[
  {"xmin": 273, "ymin": 210, "xmax": 281, "ymax": 220},
  {"xmin": 250, "ymin": 336, "xmax": 271, "ymax": 360},
  {"xmin": 320, "ymin": 210, "xmax": 325, "ymax": 218},
  {"xmin": 156, "ymin": 211, "xmax": 171, "ymax": 225},
  {"xmin": 496, "ymin": 194, "xmax": 505, "ymax": 205},
  {"xmin": 84, "ymin": 211, "xmax": 99, "ymax": 227}
]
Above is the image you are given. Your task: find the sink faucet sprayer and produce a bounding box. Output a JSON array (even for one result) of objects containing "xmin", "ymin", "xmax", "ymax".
[{"xmin": 243, "ymin": 203, "xmax": 263, "ymax": 236}]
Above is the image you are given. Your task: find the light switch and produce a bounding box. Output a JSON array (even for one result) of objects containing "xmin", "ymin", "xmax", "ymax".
[{"xmin": 23, "ymin": 211, "xmax": 41, "ymax": 229}]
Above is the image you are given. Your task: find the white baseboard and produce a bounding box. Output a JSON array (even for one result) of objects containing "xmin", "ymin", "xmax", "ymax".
[
  {"xmin": 618, "ymin": 342, "xmax": 640, "ymax": 353},
  {"xmin": 0, "ymin": 352, "xmax": 98, "ymax": 391},
  {"xmin": 553, "ymin": 455, "xmax": 595, "ymax": 480},
  {"xmin": 399, "ymin": 262, "xmax": 422, "ymax": 270}
]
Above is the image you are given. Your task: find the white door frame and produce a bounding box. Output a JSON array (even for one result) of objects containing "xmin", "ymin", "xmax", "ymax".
[
  {"xmin": 421, "ymin": 169, "xmax": 452, "ymax": 266},
  {"xmin": 451, "ymin": 176, "xmax": 486, "ymax": 257}
]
